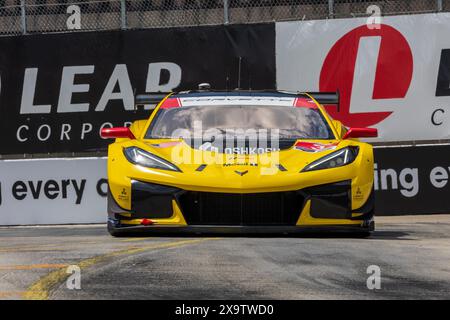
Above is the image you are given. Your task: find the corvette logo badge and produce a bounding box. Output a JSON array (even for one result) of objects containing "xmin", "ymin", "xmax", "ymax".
[{"xmin": 234, "ymin": 170, "xmax": 248, "ymax": 176}]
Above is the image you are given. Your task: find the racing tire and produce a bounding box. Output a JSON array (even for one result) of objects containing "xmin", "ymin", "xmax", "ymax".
[
  {"xmin": 107, "ymin": 221, "xmax": 127, "ymax": 237},
  {"xmin": 352, "ymin": 219, "xmax": 375, "ymax": 238}
]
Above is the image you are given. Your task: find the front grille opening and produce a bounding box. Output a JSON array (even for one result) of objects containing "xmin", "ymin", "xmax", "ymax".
[{"xmin": 178, "ymin": 191, "xmax": 304, "ymax": 226}]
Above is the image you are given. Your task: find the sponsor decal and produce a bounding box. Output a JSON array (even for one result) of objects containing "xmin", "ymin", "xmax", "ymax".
[
  {"xmin": 196, "ymin": 142, "xmax": 282, "ymax": 155},
  {"xmin": 117, "ymin": 188, "xmax": 129, "ymax": 201},
  {"xmin": 224, "ymin": 147, "xmax": 280, "ymax": 155},
  {"xmin": 354, "ymin": 187, "xmax": 364, "ymax": 200},
  {"xmin": 234, "ymin": 170, "xmax": 249, "ymax": 176},
  {"xmin": 179, "ymin": 96, "xmax": 296, "ymax": 107},
  {"xmin": 159, "ymin": 97, "xmax": 182, "ymax": 109},
  {"xmin": 223, "ymin": 163, "xmax": 258, "ymax": 167},
  {"xmin": 294, "ymin": 142, "xmax": 338, "ymax": 153},
  {"xmin": 293, "ymin": 97, "xmax": 317, "ymax": 108}
]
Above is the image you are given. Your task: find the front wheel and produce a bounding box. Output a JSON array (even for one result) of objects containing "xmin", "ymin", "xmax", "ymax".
[
  {"xmin": 107, "ymin": 221, "xmax": 127, "ymax": 237},
  {"xmin": 352, "ymin": 220, "xmax": 375, "ymax": 238}
]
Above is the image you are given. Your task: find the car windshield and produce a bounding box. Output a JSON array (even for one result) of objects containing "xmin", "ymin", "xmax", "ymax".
[{"xmin": 145, "ymin": 105, "xmax": 334, "ymax": 140}]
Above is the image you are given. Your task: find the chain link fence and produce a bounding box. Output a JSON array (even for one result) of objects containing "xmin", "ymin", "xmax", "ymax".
[
  {"xmin": 333, "ymin": 0, "xmax": 441, "ymax": 17},
  {"xmin": 0, "ymin": 0, "xmax": 446, "ymax": 36},
  {"xmin": 0, "ymin": 3, "xmax": 22, "ymax": 35}
]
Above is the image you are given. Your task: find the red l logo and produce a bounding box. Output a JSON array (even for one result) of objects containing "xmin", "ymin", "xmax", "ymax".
[{"xmin": 320, "ymin": 24, "xmax": 413, "ymax": 127}]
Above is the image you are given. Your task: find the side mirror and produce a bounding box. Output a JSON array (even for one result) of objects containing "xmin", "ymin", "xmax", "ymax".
[
  {"xmin": 343, "ymin": 128, "xmax": 378, "ymax": 139},
  {"xmin": 101, "ymin": 127, "xmax": 135, "ymax": 139}
]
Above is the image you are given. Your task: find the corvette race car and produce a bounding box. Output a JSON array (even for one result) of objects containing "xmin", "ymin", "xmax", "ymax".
[{"xmin": 102, "ymin": 88, "xmax": 377, "ymax": 237}]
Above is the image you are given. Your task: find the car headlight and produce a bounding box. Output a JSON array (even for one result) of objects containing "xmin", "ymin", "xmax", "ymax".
[
  {"xmin": 123, "ymin": 147, "xmax": 181, "ymax": 172},
  {"xmin": 301, "ymin": 147, "xmax": 359, "ymax": 172}
]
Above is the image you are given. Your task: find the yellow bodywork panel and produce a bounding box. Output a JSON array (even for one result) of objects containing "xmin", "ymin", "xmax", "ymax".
[
  {"xmin": 129, "ymin": 120, "xmax": 147, "ymax": 138},
  {"xmin": 120, "ymin": 200, "xmax": 187, "ymax": 226},
  {"xmin": 296, "ymin": 200, "xmax": 363, "ymax": 226}
]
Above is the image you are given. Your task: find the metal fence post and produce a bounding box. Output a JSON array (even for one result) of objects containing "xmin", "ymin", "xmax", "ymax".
[
  {"xmin": 437, "ymin": 0, "xmax": 443, "ymax": 12},
  {"xmin": 328, "ymin": 0, "xmax": 334, "ymax": 18},
  {"xmin": 20, "ymin": 0, "xmax": 27, "ymax": 35},
  {"xmin": 120, "ymin": 0, "xmax": 127, "ymax": 30},
  {"xmin": 224, "ymin": 0, "xmax": 230, "ymax": 24}
]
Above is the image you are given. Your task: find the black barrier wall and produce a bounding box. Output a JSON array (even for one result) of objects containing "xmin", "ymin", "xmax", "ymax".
[
  {"xmin": 0, "ymin": 24, "xmax": 275, "ymax": 154},
  {"xmin": 374, "ymin": 145, "xmax": 450, "ymax": 215}
]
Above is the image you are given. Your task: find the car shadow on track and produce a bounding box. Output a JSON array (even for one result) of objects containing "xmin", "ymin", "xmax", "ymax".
[
  {"xmin": 116, "ymin": 230, "xmax": 412, "ymax": 240},
  {"xmin": 368, "ymin": 230, "xmax": 412, "ymax": 240}
]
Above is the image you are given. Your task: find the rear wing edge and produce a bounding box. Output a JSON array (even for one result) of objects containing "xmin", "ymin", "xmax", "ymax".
[
  {"xmin": 135, "ymin": 93, "xmax": 171, "ymax": 108},
  {"xmin": 304, "ymin": 91, "xmax": 340, "ymax": 112}
]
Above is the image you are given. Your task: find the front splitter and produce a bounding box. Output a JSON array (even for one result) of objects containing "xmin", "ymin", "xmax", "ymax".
[{"xmin": 111, "ymin": 222, "xmax": 374, "ymax": 235}]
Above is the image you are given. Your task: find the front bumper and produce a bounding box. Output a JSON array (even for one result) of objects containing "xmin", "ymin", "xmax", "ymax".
[{"xmin": 108, "ymin": 179, "xmax": 375, "ymax": 232}]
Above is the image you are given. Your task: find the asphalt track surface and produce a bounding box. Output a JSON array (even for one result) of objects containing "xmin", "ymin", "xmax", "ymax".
[{"xmin": 0, "ymin": 215, "xmax": 449, "ymax": 300}]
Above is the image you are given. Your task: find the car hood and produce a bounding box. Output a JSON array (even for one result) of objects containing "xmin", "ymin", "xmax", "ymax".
[{"xmin": 121, "ymin": 138, "xmax": 358, "ymax": 192}]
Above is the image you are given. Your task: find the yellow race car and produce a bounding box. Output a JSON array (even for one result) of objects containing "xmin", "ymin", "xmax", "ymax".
[{"xmin": 102, "ymin": 89, "xmax": 377, "ymax": 237}]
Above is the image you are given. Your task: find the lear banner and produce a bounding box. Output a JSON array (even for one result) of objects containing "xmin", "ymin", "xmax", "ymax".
[
  {"xmin": 276, "ymin": 13, "xmax": 450, "ymax": 142},
  {"xmin": 1, "ymin": 146, "xmax": 450, "ymax": 225},
  {"xmin": 0, "ymin": 24, "xmax": 275, "ymax": 155}
]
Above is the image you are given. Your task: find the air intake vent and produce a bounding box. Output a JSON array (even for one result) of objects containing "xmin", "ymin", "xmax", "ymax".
[{"xmin": 178, "ymin": 191, "xmax": 304, "ymax": 226}]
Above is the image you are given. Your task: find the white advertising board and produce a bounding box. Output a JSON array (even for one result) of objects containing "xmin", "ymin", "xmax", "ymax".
[
  {"xmin": 0, "ymin": 157, "xmax": 107, "ymax": 225},
  {"xmin": 276, "ymin": 13, "xmax": 450, "ymax": 142}
]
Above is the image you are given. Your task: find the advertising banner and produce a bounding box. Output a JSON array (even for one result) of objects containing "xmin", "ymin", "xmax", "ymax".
[
  {"xmin": 1, "ymin": 145, "xmax": 449, "ymax": 225},
  {"xmin": 276, "ymin": 13, "xmax": 450, "ymax": 142},
  {"xmin": 0, "ymin": 157, "xmax": 107, "ymax": 225},
  {"xmin": 374, "ymin": 144, "xmax": 450, "ymax": 215},
  {"xmin": 0, "ymin": 24, "xmax": 275, "ymax": 155}
]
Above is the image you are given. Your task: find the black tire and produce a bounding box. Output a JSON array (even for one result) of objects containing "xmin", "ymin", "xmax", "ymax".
[
  {"xmin": 352, "ymin": 219, "xmax": 375, "ymax": 238},
  {"xmin": 107, "ymin": 221, "xmax": 127, "ymax": 237}
]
